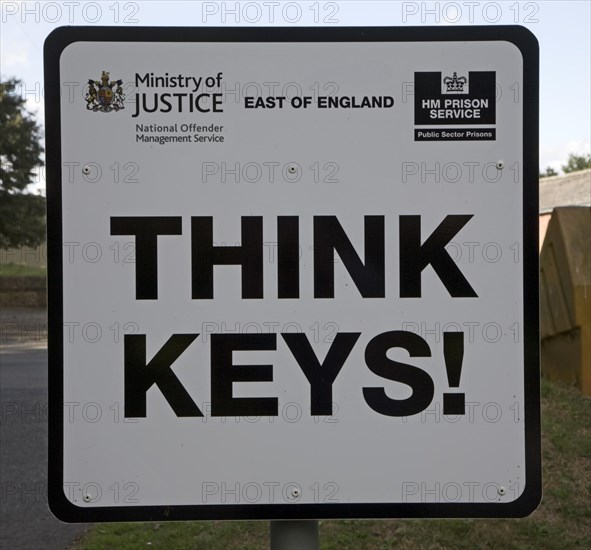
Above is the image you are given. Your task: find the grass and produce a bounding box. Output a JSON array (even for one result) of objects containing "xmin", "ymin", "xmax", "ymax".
[
  {"xmin": 71, "ymin": 378, "xmax": 590, "ymax": 549},
  {"xmin": 0, "ymin": 262, "xmax": 46, "ymax": 277}
]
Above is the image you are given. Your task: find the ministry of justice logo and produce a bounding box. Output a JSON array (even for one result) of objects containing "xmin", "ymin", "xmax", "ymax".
[{"xmin": 85, "ymin": 71, "xmax": 125, "ymax": 112}]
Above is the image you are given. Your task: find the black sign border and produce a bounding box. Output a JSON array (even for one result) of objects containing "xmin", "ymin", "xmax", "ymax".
[{"xmin": 44, "ymin": 25, "xmax": 540, "ymax": 523}]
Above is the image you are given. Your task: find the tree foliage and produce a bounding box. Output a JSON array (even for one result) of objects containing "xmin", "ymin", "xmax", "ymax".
[
  {"xmin": 539, "ymin": 166, "xmax": 558, "ymax": 178},
  {"xmin": 561, "ymin": 153, "xmax": 591, "ymax": 174},
  {"xmin": 0, "ymin": 79, "xmax": 45, "ymax": 249}
]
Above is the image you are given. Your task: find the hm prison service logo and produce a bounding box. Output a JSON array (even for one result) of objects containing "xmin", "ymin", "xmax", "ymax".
[
  {"xmin": 86, "ymin": 71, "xmax": 125, "ymax": 112},
  {"xmin": 414, "ymin": 70, "xmax": 496, "ymax": 126}
]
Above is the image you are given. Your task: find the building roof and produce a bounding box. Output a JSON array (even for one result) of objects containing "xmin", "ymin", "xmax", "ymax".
[{"xmin": 539, "ymin": 169, "xmax": 591, "ymax": 213}]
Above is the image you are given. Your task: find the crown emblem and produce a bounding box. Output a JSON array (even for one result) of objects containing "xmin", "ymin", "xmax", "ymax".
[
  {"xmin": 443, "ymin": 72, "xmax": 468, "ymax": 93},
  {"xmin": 85, "ymin": 71, "xmax": 125, "ymax": 112}
]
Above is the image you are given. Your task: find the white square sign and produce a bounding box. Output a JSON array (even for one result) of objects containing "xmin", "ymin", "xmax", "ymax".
[{"xmin": 45, "ymin": 26, "xmax": 540, "ymax": 521}]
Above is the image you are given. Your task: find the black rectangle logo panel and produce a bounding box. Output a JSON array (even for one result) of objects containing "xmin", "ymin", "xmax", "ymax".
[{"xmin": 415, "ymin": 72, "xmax": 496, "ymax": 125}]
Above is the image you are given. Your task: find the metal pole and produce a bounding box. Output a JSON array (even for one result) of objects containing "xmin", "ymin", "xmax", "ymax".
[{"xmin": 270, "ymin": 520, "xmax": 319, "ymax": 550}]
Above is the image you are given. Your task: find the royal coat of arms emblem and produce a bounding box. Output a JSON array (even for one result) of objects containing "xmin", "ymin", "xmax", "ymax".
[{"xmin": 86, "ymin": 71, "xmax": 125, "ymax": 112}]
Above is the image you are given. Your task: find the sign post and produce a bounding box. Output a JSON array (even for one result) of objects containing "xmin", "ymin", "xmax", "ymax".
[
  {"xmin": 271, "ymin": 520, "xmax": 319, "ymax": 550},
  {"xmin": 45, "ymin": 26, "xmax": 540, "ymax": 523}
]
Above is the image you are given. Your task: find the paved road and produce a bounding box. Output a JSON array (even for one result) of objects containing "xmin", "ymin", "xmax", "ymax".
[{"xmin": 0, "ymin": 347, "xmax": 89, "ymax": 549}]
